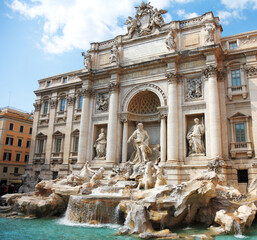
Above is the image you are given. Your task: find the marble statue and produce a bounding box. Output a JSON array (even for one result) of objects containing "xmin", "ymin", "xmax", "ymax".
[
  {"xmin": 204, "ymin": 23, "xmax": 215, "ymax": 43},
  {"xmin": 81, "ymin": 52, "xmax": 92, "ymax": 69},
  {"xmin": 96, "ymin": 94, "xmax": 109, "ymax": 112},
  {"xmin": 208, "ymin": 156, "xmax": 224, "ymax": 174},
  {"xmin": 124, "ymin": 2, "xmax": 167, "ymax": 38},
  {"xmin": 150, "ymin": 8, "xmax": 167, "ymax": 30},
  {"xmin": 154, "ymin": 165, "xmax": 167, "ymax": 188},
  {"xmin": 87, "ymin": 165, "xmax": 105, "ymax": 187},
  {"xmin": 187, "ymin": 118, "xmax": 205, "ymax": 156},
  {"xmin": 165, "ymin": 29, "xmax": 176, "ymax": 51},
  {"xmin": 124, "ymin": 16, "xmax": 139, "ymax": 39},
  {"xmin": 94, "ymin": 128, "xmax": 107, "ymax": 159},
  {"xmin": 109, "ymin": 42, "xmax": 119, "ymax": 64},
  {"xmin": 127, "ymin": 123, "xmax": 152, "ymax": 164},
  {"xmin": 66, "ymin": 161, "xmax": 91, "ymax": 185},
  {"xmin": 137, "ymin": 161, "xmax": 155, "ymax": 190}
]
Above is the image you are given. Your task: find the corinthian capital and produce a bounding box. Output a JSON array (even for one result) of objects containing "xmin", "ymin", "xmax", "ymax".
[
  {"xmin": 108, "ymin": 82, "xmax": 120, "ymax": 92},
  {"xmin": 202, "ymin": 65, "xmax": 217, "ymax": 80},
  {"xmin": 33, "ymin": 101, "xmax": 41, "ymax": 111},
  {"xmin": 81, "ymin": 88, "xmax": 92, "ymax": 97},
  {"xmin": 165, "ymin": 71, "xmax": 180, "ymax": 84}
]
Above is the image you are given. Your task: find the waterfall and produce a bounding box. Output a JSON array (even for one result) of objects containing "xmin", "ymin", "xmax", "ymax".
[
  {"xmin": 58, "ymin": 195, "xmax": 125, "ymax": 227},
  {"xmin": 233, "ymin": 220, "xmax": 246, "ymax": 238}
]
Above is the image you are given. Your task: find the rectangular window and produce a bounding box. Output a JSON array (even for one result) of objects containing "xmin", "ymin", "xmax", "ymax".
[
  {"xmin": 14, "ymin": 167, "xmax": 19, "ymax": 174},
  {"xmin": 229, "ymin": 41, "xmax": 237, "ymax": 49},
  {"xmin": 3, "ymin": 152, "xmax": 12, "ymax": 161},
  {"xmin": 38, "ymin": 139, "xmax": 44, "ymax": 153},
  {"xmin": 20, "ymin": 125, "xmax": 24, "ymax": 133},
  {"xmin": 78, "ymin": 96, "xmax": 83, "ymax": 110},
  {"xmin": 60, "ymin": 99, "xmax": 66, "ymax": 112},
  {"xmin": 9, "ymin": 123, "xmax": 14, "ymax": 130},
  {"xmin": 29, "ymin": 127, "xmax": 32, "ymax": 134},
  {"xmin": 5, "ymin": 137, "xmax": 13, "ymax": 145},
  {"xmin": 231, "ymin": 69, "xmax": 241, "ymax": 87},
  {"xmin": 18, "ymin": 139, "xmax": 22, "ymax": 147},
  {"xmin": 74, "ymin": 136, "xmax": 79, "ymax": 152},
  {"xmin": 24, "ymin": 154, "xmax": 29, "ymax": 163},
  {"xmin": 55, "ymin": 138, "xmax": 62, "ymax": 153},
  {"xmin": 63, "ymin": 77, "xmax": 67, "ymax": 83},
  {"xmin": 52, "ymin": 171, "xmax": 58, "ymax": 180},
  {"xmin": 238, "ymin": 169, "xmax": 248, "ymax": 183},
  {"xmin": 47, "ymin": 81, "xmax": 51, "ymax": 87},
  {"xmin": 16, "ymin": 153, "xmax": 21, "ymax": 162},
  {"xmin": 43, "ymin": 102, "xmax": 48, "ymax": 114},
  {"xmin": 235, "ymin": 123, "xmax": 246, "ymax": 142},
  {"xmin": 26, "ymin": 140, "xmax": 31, "ymax": 148},
  {"xmin": 3, "ymin": 167, "xmax": 8, "ymax": 173}
]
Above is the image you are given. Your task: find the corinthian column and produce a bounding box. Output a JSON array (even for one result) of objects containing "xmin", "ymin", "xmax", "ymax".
[
  {"xmin": 77, "ymin": 88, "xmax": 91, "ymax": 165},
  {"xmin": 106, "ymin": 81, "xmax": 120, "ymax": 164},
  {"xmin": 166, "ymin": 71, "xmax": 179, "ymax": 162},
  {"xmin": 203, "ymin": 65, "xmax": 222, "ymax": 158}
]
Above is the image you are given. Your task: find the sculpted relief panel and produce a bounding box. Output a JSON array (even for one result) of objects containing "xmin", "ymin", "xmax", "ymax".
[
  {"xmin": 96, "ymin": 93, "xmax": 109, "ymax": 113},
  {"xmin": 185, "ymin": 77, "xmax": 203, "ymax": 102}
]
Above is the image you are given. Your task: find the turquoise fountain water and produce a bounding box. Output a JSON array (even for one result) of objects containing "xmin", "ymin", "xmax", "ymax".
[{"xmin": 1, "ymin": 217, "xmax": 257, "ymax": 240}]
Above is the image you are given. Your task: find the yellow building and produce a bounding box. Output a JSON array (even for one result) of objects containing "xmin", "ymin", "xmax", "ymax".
[{"xmin": 0, "ymin": 107, "xmax": 33, "ymax": 185}]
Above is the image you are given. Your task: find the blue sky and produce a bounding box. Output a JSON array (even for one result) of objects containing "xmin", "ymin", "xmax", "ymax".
[{"xmin": 1, "ymin": 0, "xmax": 257, "ymax": 113}]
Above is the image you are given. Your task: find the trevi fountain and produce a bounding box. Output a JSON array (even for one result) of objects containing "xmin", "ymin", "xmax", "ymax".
[{"xmin": 2, "ymin": 1, "xmax": 257, "ymax": 240}]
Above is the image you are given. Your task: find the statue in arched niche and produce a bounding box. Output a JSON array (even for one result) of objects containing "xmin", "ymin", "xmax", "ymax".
[
  {"xmin": 127, "ymin": 123, "xmax": 152, "ymax": 164},
  {"xmin": 94, "ymin": 128, "xmax": 107, "ymax": 159},
  {"xmin": 187, "ymin": 118, "xmax": 205, "ymax": 156}
]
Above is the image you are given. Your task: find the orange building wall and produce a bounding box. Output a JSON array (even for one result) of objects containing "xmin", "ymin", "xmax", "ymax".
[{"xmin": 0, "ymin": 119, "xmax": 32, "ymax": 165}]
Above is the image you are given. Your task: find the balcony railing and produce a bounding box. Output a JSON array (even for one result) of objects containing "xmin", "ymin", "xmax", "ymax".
[
  {"xmin": 50, "ymin": 152, "xmax": 63, "ymax": 164},
  {"xmin": 230, "ymin": 142, "xmax": 253, "ymax": 158}
]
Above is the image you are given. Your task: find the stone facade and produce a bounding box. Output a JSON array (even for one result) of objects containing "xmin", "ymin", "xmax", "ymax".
[{"xmin": 27, "ymin": 4, "xmax": 257, "ymax": 192}]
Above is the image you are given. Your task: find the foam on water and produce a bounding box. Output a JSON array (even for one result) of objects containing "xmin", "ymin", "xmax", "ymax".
[
  {"xmin": 90, "ymin": 187, "xmax": 123, "ymax": 197},
  {"xmin": 57, "ymin": 217, "xmax": 120, "ymax": 229}
]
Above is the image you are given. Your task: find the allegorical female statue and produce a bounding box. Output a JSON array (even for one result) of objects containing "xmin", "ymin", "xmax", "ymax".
[
  {"xmin": 187, "ymin": 118, "xmax": 205, "ymax": 156},
  {"xmin": 94, "ymin": 128, "xmax": 107, "ymax": 159}
]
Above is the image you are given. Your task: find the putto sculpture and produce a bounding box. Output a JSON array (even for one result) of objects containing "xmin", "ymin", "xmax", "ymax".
[{"xmin": 187, "ymin": 118, "xmax": 205, "ymax": 156}]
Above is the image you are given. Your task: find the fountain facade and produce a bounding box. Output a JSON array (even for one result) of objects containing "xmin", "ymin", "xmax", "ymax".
[{"xmin": 3, "ymin": 2, "xmax": 257, "ymax": 239}]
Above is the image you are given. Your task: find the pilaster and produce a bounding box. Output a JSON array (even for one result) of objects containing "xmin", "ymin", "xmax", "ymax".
[
  {"xmin": 202, "ymin": 64, "xmax": 222, "ymax": 158},
  {"xmin": 77, "ymin": 81, "xmax": 92, "ymax": 167}
]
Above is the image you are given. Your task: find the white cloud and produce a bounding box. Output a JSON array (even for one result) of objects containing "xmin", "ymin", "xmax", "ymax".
[
  {"xmin": 218, "ymin": 0, "xmax": 253, "ymax": 25},
  {"xmin": 7, "ymin": 0, "xmax": 194, "ymax": 54},
  {"xmin": 217, "ymin": 10, "xmax": 242, "ymax": 25},
  {"xmin": 221, "ymin": 0, "xmax": 257, "ymax": 10},
  {"xmin": 177, "ymin": 9, "xmax": 198, "ymax": 19}
]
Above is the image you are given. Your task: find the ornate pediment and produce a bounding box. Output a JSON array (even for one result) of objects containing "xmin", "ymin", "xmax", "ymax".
[{"xmin": 124, "ymin": 1, "xmax": 167, "ymax": 39}]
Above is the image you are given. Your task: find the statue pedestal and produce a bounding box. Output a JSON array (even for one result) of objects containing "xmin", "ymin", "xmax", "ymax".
[{"xmin": 184, "ymin": 156, "xmax": 212, "ymax": 165}]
